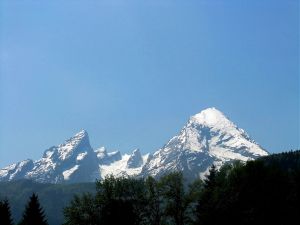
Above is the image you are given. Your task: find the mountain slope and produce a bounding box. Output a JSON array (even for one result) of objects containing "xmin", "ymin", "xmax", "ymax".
[
  {"xmin": 141, "ymin": 107, "xmax": 268, "ymax": 179},
  {"xmin": 0, "ymin": 130, "xmax": 100, "ymax": 183},
  {"xmin": 99, "ymin": 149, "xmax": 149, "ymax": 179},
  {"xmin": 0, "ymin": 131, "xmax": 149, "ymax": 183},
  {"xmin": 0, "ymin": 151, "xmax": 298, "ymax": 225},
  {"xmin": 0, "ymin": 107, "xmax": 269, "ymax": 183}
]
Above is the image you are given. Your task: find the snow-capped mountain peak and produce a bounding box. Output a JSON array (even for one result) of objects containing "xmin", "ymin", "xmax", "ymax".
[
  {"xmin": 142, "ymin": 107, "xmax": 269, "ymax": 179},
  {"xmin": 57, "ymin": 129, "xmax": 91, "ymax": 161},
  {"xmin": 73, "ymin": 129, "xmax": 88, "ymax": 139},
  {"xmin": 190, "ymin": 107, "xmax": 233, "ymax": 128},
  {"xmin": 0, "ymin": 130, "xmax": 99, "ymax": 183},
  {"xmin": 0, "ymin": 107, "xmax": 269, "ymax": 183}
]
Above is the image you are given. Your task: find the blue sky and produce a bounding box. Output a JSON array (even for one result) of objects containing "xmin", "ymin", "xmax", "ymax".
[{"xmin": 0, "ymin": 0, "xmax": 299, "ymax": 167}]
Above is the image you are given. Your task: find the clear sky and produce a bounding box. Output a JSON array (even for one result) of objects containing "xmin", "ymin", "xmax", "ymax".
[{"xmin": 0, "ymin": 0, "xmax": 299, "ymax": 167}]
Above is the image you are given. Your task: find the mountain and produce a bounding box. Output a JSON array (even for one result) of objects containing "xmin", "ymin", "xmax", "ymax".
[
  {"xmin": 0, "ymin": 151, "xmax": 298, "ymax": 225},
  {"xmin": 141, "ymin": 108, "xmax": 268, "ymax": 179},
  {"xmin": 0, "ymin": 107, "xmax": 268, "ymax": 183},
  {"xmin": 0, "ymin": 131, "xmax": 149, "ymax": 183},
  {"xmin": 0, "ymin": 130, "xmax": 100, "ymax": 183}
]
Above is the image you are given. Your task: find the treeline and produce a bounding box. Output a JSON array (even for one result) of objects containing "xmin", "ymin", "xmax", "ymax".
[
  {"xmin": 64, "ymin": 172, "xmax": 202, "ymax": 225},
  {"xmin": 64, "ymin": 150, "xmax": 300, "ymax": 225},
  {"xmin": 1, "ymin": 150, "xmax": 300, "ymax": 225},
  {"xmin": 0, "ymin": 180, "xmax": 95, "ymax": 225},
  {"xmin": 0, "ymin": 193, "xmax": 48, "ymax": 225}
]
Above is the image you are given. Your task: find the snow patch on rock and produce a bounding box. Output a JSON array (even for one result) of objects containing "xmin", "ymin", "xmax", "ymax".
[{"xmin": 63, "ymin": 165, "xmax": 79, "ymax": 180}]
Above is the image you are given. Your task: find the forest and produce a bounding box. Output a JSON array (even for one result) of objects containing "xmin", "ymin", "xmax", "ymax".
[{"xmin": 1, "ymin": 150, "xmax": 299, "ymax": 225}]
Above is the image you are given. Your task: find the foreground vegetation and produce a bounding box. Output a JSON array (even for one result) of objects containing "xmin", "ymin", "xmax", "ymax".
[
  {"xmin": 63, "ymin": 150, "xmax": 300, "ymax": 225},
  {"xmin": 0, "ymin": 180, "xmax": 95, "ymax": 225},
  {"xmin": 1, "ymin": 150, "xmax": 300, "ymax": 225}
]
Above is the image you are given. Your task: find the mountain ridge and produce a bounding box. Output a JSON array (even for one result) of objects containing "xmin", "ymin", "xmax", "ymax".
[{"xmin": 0, "ymin": 107, "xmax": 268, "ymax": 183}]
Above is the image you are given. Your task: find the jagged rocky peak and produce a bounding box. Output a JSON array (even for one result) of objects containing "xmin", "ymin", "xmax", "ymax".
[
  {"xmin": 41, "ymin": 129, "xmax": 92, "ymax": 163},
  {"xmin": 107, "ymin": 151, "xmax": 122, "ymax": 161},
  {"xmin": 95, "ymin": 146, "xmax": 122, "ymax": 165},
  {"xmin": 0, "ymin": 129, "xmax": 101, "ymax": 184},
  {"xmin": 94, "ymin": 147, "xmax": 107, "ymax": 159},
  {"xmin": 61, "ymin": 129, "xmax": 91, "ymax": 148},
  {"xmin": 127, "ymin": 149, "xmax": 143, "ymax": 168},
  {"xmin": 56, "ymin": 129, "xmax": 92, "ymax": 161}
]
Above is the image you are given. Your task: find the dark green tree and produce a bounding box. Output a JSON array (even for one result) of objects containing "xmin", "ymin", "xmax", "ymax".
[
  {"xmin": 145, "ymin": 176, "xmax": 162, "ymax": 225},
  {"xmin": 63, "ymin": 193, "xmax": 99, "ymax": 225},
  {"xmin": 95, "ymin": 176, "xmax": 147, "ymax": 225},
  {"xmin": 195, "ymin": 155, "xmax": 300, "ymax": 225},
  {"xmin": 0, "ymin": 199, "xmax": 14, "ymax": 225},
  {"xmin": 62, "ymin": 150, "xmax": 300, "ymax": 225},
  {"xmin": 64, "ymin": 176, "xmax": 148, "ymax": 225},
  {"xmin": 19, "ymin": 193, "xmax": 48, "ymax": 225},
  {"xmin": 184, "ymin": 179, "xmax": 203, "ymax": 224},
  {"xmin": 159, "ymin": 172, "xmax": 186, "ymax": 225},
  {"xmin": 195, "ymin": 164, "xmax": 218, "ymax": 225},
  {"xmin": 203, "ymin": 164, "xmax": 217, "ymax": 189}
]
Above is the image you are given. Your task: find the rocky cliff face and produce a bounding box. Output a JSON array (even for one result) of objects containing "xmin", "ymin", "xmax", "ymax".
[{"xmin": 127, "ymin": 149, "xmax": 144, "ymax": 168}]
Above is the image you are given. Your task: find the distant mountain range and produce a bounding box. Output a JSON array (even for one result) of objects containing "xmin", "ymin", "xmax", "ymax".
[
  {"xmin": 1, "ymin": 151, "xmax": 298, "ymax": 225},
  {"xmin": 0, "ymin": 107, "xmax": 269, "ymax": 183}
]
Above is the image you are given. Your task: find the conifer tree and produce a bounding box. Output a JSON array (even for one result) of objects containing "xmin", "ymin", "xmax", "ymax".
[
  {"xmin": 203, "ymin": 164, "xmax": 217, "ymax": 189},
  {"xmin": 19, "ymin": 193, "xmax": 48, "ymax": 225},
  {"xmin": 0, "ymin": 199, "xmax": 14, "ymax": 225},
  {"xmin": 145, "ymin": 176, "xmax": 162, "ymax": 225},
  {"xmin": 195, "ymin": 164, "xmax": 218, "ymax": 225},
  {"xmin": 159, "ymin": 172, "xmax": 186, "ymax": 225}
]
